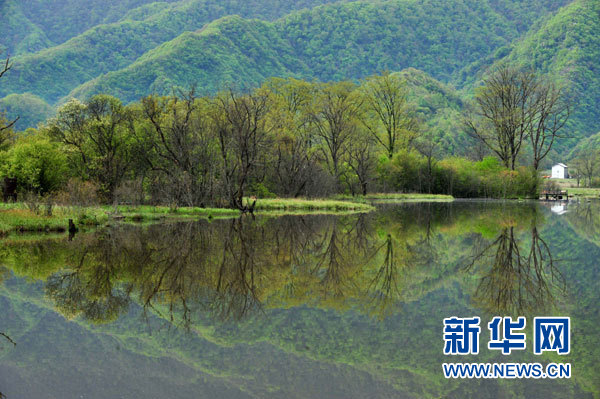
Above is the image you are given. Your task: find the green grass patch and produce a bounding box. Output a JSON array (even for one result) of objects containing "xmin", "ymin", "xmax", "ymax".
[
  {"xmin": 334, "ymin": 193, "xmax": 454, "ymax": 203},
  {"xmin": 0, "ymin": 198, "xmax": 376, "ymax": 236},
  {"xmin": 103, "ymin": 205, "xmax": 240, "ymax": 222},
  {"xmin": 0, "ymin": 203, "xmax": 107, "ymax": 235},
  {"xmin": 565, "ymin": 187, "xmax": 600, "ymax": 198},
  {"xmin": 245, "ymin": 198, "xmax": 375, "ymax": 213}
]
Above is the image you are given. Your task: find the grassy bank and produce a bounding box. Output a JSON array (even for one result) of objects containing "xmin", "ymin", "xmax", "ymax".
[
  {"xmin": 246, "ymin": 198, "xmax": 375, "ymax": 213},
  {"xmin": 0, "ymin": 198, "xmax": 374, "ymax": 235},
  {"xmin": 565, "ymin": 187, "xmax": 600, "ymax": 198},
  {"xmin": 0, "ymin": 203, "xmax": 108, "ymax": 234},
  {"xmin": 334, "ymin": 193, "xmax": 454, "ymax": 203},
  {"xmin": 548, "ymin": 178, "xmax": 600, "ymax": 198},
  {"xmin": 107, "ymin": 205, "xmax": 240, "ymax": 222}
]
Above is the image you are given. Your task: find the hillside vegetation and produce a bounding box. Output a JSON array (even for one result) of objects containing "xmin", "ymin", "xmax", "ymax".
[
  {"xmin": 0, "ymin": 93, "xmax": 54, "ymax": 131},
  {"xmin": 3, "ymin": 0, "xmax": 599, "ymax": 162},
  {"xmin": 397, "ymin": 68, "xmax": 470, "ymax": 156},
  {"xmin": 63, "ymin": 0, "xmax": 571, "ymax": 106},
  {"xmin": 0, "ymin": 0, "xmax": 343, "ymax": 104},
  {"xmin": 498, "ymin": 0, "xmax": 600, "ymax": 144},
  {"xmin": 0, "ymin": 0, "xmax": 339, "ymax": 55},
  {"xmin": 1, "ymin": 0, "xmax": 570, "ymax": 105}
]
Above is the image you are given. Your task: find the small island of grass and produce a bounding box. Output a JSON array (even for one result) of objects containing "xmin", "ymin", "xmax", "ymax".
[
  {"xmin": 334, "ymin": 193, "xmax": 454, "ymax": 203},
  {"xmin": 0, "ymin": 194, "xmax": 459, "ymax": 235},
  {"xmin": 0, "ymin": 197, "xmax": 377, "ymax": 235}
]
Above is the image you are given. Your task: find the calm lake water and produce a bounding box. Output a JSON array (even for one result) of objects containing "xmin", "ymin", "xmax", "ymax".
[{"xmin": 1, "ymin": 201, "xmax": 599, "ymax": 398}]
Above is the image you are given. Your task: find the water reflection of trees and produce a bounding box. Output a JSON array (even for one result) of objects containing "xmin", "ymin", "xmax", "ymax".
[
  {"xmin": 34, "ymin": 207, "xmax": 443, "ymax": 325},
  {"xmin": 368, "ymin": 234, "xmax": 402, "ymax": 316},
  {"xmin": 566, "ymin": 201, "xmax": 600, "ymax": 246},
  {"xmin": 4, "ymin": 202, "xmax": 570, "ymax": 326},
  {"xmin": 466, "ymin": 219, "xmax": 565, "ymax": 316},
  {"xmin": 45, "ymin": 231, "xmax": 133, "ymax": 324}
]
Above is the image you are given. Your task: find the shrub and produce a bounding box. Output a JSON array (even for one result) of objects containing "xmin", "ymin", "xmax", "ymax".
[
  {"xmin": 0, "ymin": 133, "xmax": 69, "ymax": 195},
  {"xmin": 378, "ymin": 154, "xmax": 539, "ymax": 198}
]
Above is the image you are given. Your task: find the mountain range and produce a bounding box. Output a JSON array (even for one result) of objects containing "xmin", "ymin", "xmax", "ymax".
[{"xmin": 1, "ymin": 0, "xmax": 598, "ymax": 158}]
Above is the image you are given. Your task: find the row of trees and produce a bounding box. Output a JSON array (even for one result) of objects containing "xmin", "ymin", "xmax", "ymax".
[
  {"xmin": 571, "ymin": 147, "xmax": 600, "ymax": 187},
  {"xmin": 1, "ymin": 55, "xmax": 575, "ymax": 205},
  {"xmin": 465, "ymin": 64, "xmax": 571, "ymax": 172},
  {"xmin": 3, "ymin": 72, "xmax": 427, "ymax": 207}
]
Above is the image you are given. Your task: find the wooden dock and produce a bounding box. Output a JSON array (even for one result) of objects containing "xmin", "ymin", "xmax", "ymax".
[{"xmin": 540, "ymin": 190, "xmax": 569, "ymax": 201}]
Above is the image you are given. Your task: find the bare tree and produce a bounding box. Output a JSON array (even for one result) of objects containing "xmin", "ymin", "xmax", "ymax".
[
  {"xmin": 529, "ymin": 79, "xmax": 571, "ymax": 171},
  {"xmin": 0, "ymin": 54, "xmax": 19, "ymax": 146},
  {"xmin": 212, "ymin": 89, "xmax": 270, "ymax": 211},
  {"xmin": 573, "ymin": 148, "xmax": 599, "ymax": 187},
  {"xmin": 360, "ymin": 72, "xmax": 419, "ymax": 158},
  {"xmin": 273, "ymin": 134, "xmax": 317, "ymax": 197},
  {"xmin": 138, "ymin": 90, "xmax": 218, "ymax": 206},
  {"xmin": 348, "ymin": 132, "xmax": 377, "ymax": 195},
  {"xmin": 465, "ymin": 65, "xmax": 539, "ymax": 170},
  {"xmin": 415, "ymin": 131, "xmax": 440, "ymax": 194},
  {"xmin": 310, "ymin": 81, "xmax": 362, "ymax": 186}
]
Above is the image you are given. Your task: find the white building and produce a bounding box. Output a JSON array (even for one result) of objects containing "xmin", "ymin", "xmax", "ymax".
[{"xmin": 552, "ymin": 163, "xmax": 569, "ymax": 179}]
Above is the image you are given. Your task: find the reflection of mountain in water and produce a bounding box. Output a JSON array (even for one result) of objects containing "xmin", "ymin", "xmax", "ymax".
[
  {"xmin": 1, "ymin": 202, "xmax": 569, "ymax": 324},
  {"xmin": 0, "ymin": 201, "xmax": 599, "ymax": 398}
]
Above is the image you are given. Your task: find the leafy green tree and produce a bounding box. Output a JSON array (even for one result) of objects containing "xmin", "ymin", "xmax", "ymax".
[
  {"xmin": 347, "ymin": 130, "xmax": 377, "ymax": 195},
  {"xmin": 48, "ymin": 95, "xmax": 135, "ymax": 201},
  {"xmin": 0, "ymin": 131, "xmax": 69, "ymax": 194},
  {"xmin": 360, "ymin": 72, "xmax": 419, "ymax": 159}
]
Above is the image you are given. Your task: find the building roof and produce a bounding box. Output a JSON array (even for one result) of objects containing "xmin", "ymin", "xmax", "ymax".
[{"xmin": 554, "ymin": 163, "xmax": 568, "ymax": 168}]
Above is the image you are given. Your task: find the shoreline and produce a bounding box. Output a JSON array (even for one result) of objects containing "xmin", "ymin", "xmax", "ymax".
[{"xmin": 0, "ymin": 195, "xmax": 453, "ymax": 235}]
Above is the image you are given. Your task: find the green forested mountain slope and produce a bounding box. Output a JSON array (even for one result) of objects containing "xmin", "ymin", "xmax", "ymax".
[
  {"xmin": 279, "ymin": 0, "xmax": 569, "ymax": 83},
  {"xmin": 497, "ymin": 0, "xmax": 600, "ymax": 143},
  {"xmin": 0, "ymin": 0, "xmax": 54, "ymax": 55},
  {"xmin": 3, "ymin": 0, "xmax": 596, "ymax": 151},
  {"xmin": 2, "ymin": 0, "xmax": 335, "ymax": 55},
  {"xmin": 61, "ymin": 0, "xmax": 570, "ymax": 104},
  {"xmin": 0, "ymin": 93, "xmax": 54, "ymax": 131},
  {"xmin": 0, "ymin": 0, "xmax": 345, "ymax": 103},
  {"xmin": 396, "ymin": 68, "xmax": 472, "ymax": 156},
  {"xmin": 0, "ymin": 0, "xmax": 180, "ymax": 55},
  {"xmin": 67, "ymin": 16, "xmax": 307, "ymax": 102},
  {"xmin": 569, "ymin": 131, "xmax": 600, "ymax": 160}
]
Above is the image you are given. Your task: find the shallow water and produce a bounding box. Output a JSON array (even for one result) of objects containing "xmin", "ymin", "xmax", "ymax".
[{"xmin": 1, "ymin": 201, "xmax": 599, "ymax": 398}]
